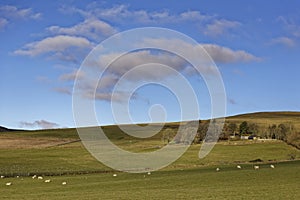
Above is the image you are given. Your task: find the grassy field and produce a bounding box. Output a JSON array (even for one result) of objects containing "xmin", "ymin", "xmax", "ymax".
[
  {"xmin": 0, "ymin": 112, "xmax": 300, "ymax": 199},
  {"xmin": 1, "ymin": 161, "xmax": 299, "ymax": 200}
]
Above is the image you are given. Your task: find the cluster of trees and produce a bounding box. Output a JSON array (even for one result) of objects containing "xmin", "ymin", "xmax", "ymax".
[
  {"xmin": 160, "ymin": 120, "xmax": 300, "ymax": 149},
  {"xmin": 193, "ymin": 121, "xmax": 299, "ymax": 148}
]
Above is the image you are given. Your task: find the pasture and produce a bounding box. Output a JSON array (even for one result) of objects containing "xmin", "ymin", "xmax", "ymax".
[
  {"xmin": 1, "ymin": 161, "xmax": 299, "ymax": 200},
  {"xmin": 1, "ymin": 112, "xmax": 300, "ymax": 199}
]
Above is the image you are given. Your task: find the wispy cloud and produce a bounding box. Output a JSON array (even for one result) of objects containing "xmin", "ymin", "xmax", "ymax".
[
  {"xmin": 277, "ymin": 16, "xmax": 300, "ymax": 38},
  {"xmin": 20, "ymin": 120, "xmax": 59, "ymax": 129},
  {"xmin": 0, "ymin": 5, "xmax": 41, "ymax": 19},
  {"xmin": 0, "ymin": 5, "xmax": 41, "ymax": 29},
  {"xmin": 0, "ymin": 18, "xmax": 7, "ymax": 30},
  {"xmin": 59, "ymin": 70, "xmax": 85, "ymax": 81},
  {"xmin": 202, "ymin": 44, "xmax": 261, "ymax": 63},
  {"xmin": 204, "ymin": 19, "xmax": 241, "ymax": 37},
  {"xmin": 63, "ymin": 4, "xmax": 212, "ymax": 24},
  {"xmin": 14, "ymin": 35, "xmax": 93, "ymax": 58},
  {"xmin": 65, "ymin": 38, "xmax": 260, "ymax": 102},
  {"xmin": 53, "ymin": 87, "xmax": 72, "ymax": 95},
  {"xmin": 270, "ymin": 36, "xmax": 295, "ymax": 47},
  {"xmin": 46, "ymin": 18, "xmax": 117, "ymax": 41}
]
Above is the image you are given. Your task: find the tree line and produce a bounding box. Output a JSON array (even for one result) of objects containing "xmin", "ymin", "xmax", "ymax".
[{"xmin": 193, "ymin": 121, "xmax": 300, "ymax": 149}]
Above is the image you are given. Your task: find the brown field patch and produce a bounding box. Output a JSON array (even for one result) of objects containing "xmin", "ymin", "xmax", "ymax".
[{"xmin": 0, "ymin": 135, "xmax": 78, "ymax": 149}]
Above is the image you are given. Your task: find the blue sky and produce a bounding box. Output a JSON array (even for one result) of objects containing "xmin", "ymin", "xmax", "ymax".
[{"xmin": 1, "ymin": 0, "xmax": 300, "ymax": 129}]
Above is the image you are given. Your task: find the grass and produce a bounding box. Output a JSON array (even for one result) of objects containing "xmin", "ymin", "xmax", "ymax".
[
  {"xmin": 1, "ymin": 111, "xmax": 300, "ymax": 199},
  {"xmin": 0, "ymin": 140, "xmax": 299, "ymax": 176},
  {"xmin": 1, "ymin": 161, "xmax": 299, "ymax": 200}
]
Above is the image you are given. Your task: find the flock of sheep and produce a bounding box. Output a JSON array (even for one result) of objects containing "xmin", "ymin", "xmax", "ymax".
[
  {"xmin": 1, "ymin": 174, "xmax": 67, "ymax": 186},
  {"xmin": 1, "ymin": 165, "xmax": 275, "ymax": 186},
  {"xmin": 216, "ymin": 164, "xmax": 275, "ymax": 172}
]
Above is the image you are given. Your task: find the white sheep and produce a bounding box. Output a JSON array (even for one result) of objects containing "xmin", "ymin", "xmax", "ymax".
[
  {"xmin": 32, "ymin": 175, "xmax": 37, "ymax": 179},
  {"xmin": 62, "ymin": 182, "xmax": 67, "ymax": 185},
  {"xmin": 113, "ymin": 174, "xmax": 117, "ymax": 177},
  {"xmin": 1, "ymin": 175, "xmax": 4, "ymax": 179},
  {"xmin": 147, "ymin": 172, "xmax": 151, "ymax": 175},
  {"xmin": 38, "ymin": 176, "xmax": 43, "ymax": 180},
  {"xmin": 6, "ymin": 182, "xmax": 12, "ymax": 186},
  {"xmin": 216, "ymin": 168, "xmax": 220, "ymax": 172},
  {"xmin": 270, "ymin": 164, "xmax": 275, "ymax": 169},
  {"xmin": 254, "ymin": 165, "xmax": 260, "ymax": 170},
  {"xmin": 45, "ymin": 179, "xmax": 51, "ymax": 183},
  {"xmin": 237, "ymin": 165, "xmax": 242, "ymax": 169}
]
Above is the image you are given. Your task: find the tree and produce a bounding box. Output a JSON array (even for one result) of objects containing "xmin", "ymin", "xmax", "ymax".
[
  {"xmin": 162, "ymin": 128, "xmax": 173, "ymax": 144},
  {"xmin": 278, "ymin": 124, "xmax": 288, "ymax": 140},
  {"xmin": 194, "ymin": 123, "xmax": 209, "ymax": 143},
  {"xmin": 248, "ymin": 123, "xmax": 259, "ymax": 135},
  {"xmin": 268, "ymin": 124, "xmax": 277, "ymax": 139},
  {"xmin": 228, "ymin": 123, "xmax": 237, "ymax": 136},
  {"xmin": 239, "ymin": 121, "xmax": 249, "ymax": 135}
]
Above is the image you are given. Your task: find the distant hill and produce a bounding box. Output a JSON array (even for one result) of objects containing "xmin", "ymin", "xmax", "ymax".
[
  {"xmin": 227, "ymin": 111, "xmax": 300, "ymax": 120},
  {"xmin": 225, "ymin": 111, "xmax": 300, "ymax": 130},
  {"xmin": 0, "ymin": 126, "xmax": 22, "ymax": 132}
]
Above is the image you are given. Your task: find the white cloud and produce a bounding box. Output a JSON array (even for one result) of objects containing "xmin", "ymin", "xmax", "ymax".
[
  {"xmin": 0, "ymin": 5, "xmax": 41, "ymax": 19},
  {"xmin": 277, "ymin": 16, "xmax": 300, "ymax": 38},
  {"xmin": 0, "ymin": 18, "xmax": 7, "ymax": 29},
  {"xmin": 14, "ymin": 35, "xmax": 93, "ymax": 57},
  {"xmin": 204, "ymin": 19, "xmax": 241, "ymax": 36},
  {"xmin": 20, "ymin": 120, "xmax": 59, "ymax": 129},
  {"xmin": 59, "ymin": 70, "xmax": 85, "ymax": 81},
  {"xmin": 202, "ymin": 44, "xmax": 260, "ymax": 63},
  {"xmin": 97, "ymin": 50, "xmax": 187, "ymax": 79},
  {"xmin": 66, "ymin": 38, "xmax": 259, "ymax": 102},
  {"xmin": 47, "ymin": 18, "xmax": 116, "ymax": 40},
  {"xmin": 53, "ymin": 87, "xmax": 72, "ymax": 95},
  {"xmin": 64, "ymin": 5, "xmax": 212, "ymax": 24},
  {"xmin": 270, "ymin": 37, "xmax": 295, "ymax": 47},
  {"xmin": 142, "ymin": 38, "xmax": 260, "ymax": 64}
]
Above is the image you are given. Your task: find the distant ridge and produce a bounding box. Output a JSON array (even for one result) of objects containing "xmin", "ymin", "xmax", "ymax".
[
  {"xmin": 0, "ymin": 126, "xmax": 22, "ymax": 132},
  {"xmin": 226, "ymin": 111, "xmax": 300, "ymax": 119},
  {"xmin": 1, "ymin": 111, "xmax": 300, "ymax": 132}
]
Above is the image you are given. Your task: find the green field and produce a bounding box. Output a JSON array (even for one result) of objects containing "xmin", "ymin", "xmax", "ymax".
[
  {"xmin": 1, "ymin": 161, "xmax": 300, "ymax": 200},
  {"xmin": 0, "ymin": 112, "xmax": 300, "ymax": 199}
]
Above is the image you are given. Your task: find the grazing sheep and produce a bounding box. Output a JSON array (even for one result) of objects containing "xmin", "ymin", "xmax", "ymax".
[
  {"xmin": 270, "ymin": 164, "xmax": 275, "ymax": 169},
  {"xmin": 147, "ymin": 172, "xmax": 151, "ymax": 175},
  {"xmin": 32, "ymin": 175, "xmax": 37, "ymax": 179},
  {"xmin": 45, "ymin": 179, "xmax": 51, "ymax": 183},
  {"xmin": 6, "ymin": 182, "xmax": 12, "ymax": 186},
  {"xmin": 254, "ymin": 165, "xmax": 260, "ymax": 170},
  {"xmin": 38, "ymin": 176, "xmax": 43, "ymax": 180},
  {"xmin": 113, "ymin": 174, "xmax": 117, "ymax": 177},
  {"xmin": 216, "ymin": 168, "xmax": 220, "ymax": 172},
  {"xmin": 237, "ymin": 165, "xmax": 242, "ymax": 169},
  {"xmin": 62, "ymin": 182, "xmax": 67, "ymax": 185},
  {"xmin": 1, "ymin": 175, "xmax": 4, "ymax": 179}
]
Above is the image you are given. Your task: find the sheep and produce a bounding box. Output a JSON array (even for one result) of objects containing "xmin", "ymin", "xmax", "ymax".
[
  {"xmin": 45, "ymin": 179, "xmax": 51, "ymax": 183},
  {"xmin": 216, "ymin": 168, "xmax": 220, "ymax": 172},
  {"xmin": 113, "ymin": 174, "xmax": 117, "ymax": 177},
  {"xmin": 237, "ymin": 165, "xmax": 242, "ymax": 169},
  {"xmin": 6, "ymin": 182, "xmax": 12, "ymax": 186},
  {"xmin": 38, "ymin": 176, "xmax": 43, "ymax": 180},
  {"xmin": 32, "ymin": 175, "xmax": 37, "ymax": 179},
  {"xmin": 270, "ymin": 164, "xmax": 275, "ymax": 169},
  {"xmin": 147, "ymin": 172, "xmax": 151, "ymax": 175},
  {"xmin": 254, "ymin": 165, "xmax": 260, "ymax": 170},
  {"xmin": 1, "ymin": 175, "xmax": 4, "ymax": 179},
  {"xmin": 62, "ymin": 182, "xmax": 67, "ymax": 185}
]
